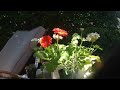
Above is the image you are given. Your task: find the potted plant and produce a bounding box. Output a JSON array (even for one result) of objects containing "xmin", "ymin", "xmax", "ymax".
[{"xmin": 31, "ymin": 28, "xmax": 103, "ymax": 79}]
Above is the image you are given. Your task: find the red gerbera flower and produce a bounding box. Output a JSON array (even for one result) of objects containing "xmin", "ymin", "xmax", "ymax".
[
  {"xmin": 53, "ymin": 28, "xmax": 68, "ymax": 37},
  {"xmin": 40, "ymin": 35, "xmax": 52, "ymax": 48}
]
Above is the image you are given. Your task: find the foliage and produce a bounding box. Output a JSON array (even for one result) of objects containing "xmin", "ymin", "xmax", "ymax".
[{"xmin": 31, "ymin": 28, "xmax": 102, "ymax": 79}]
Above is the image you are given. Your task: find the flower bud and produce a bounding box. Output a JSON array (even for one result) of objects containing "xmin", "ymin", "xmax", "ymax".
[{"xmin": 80, "ymin": 28, "xmax": 84, "ymax": 31}]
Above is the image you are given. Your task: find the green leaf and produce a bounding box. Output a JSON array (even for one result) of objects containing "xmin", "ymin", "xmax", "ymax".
[
  {"xmin": 72, "ymin": 33, "xmax": 80, "ymax": 39},
  {"xmin": 45, "ymin": 59, "xmax": 59, "ymax": 72},
  {"xmin": 66, "ymin": 45, "xmax": 75, "ymax": 56},
  {"xmin": 59, "ymin": 51, "xmax": 69, "ymax": 62},
  {"xmin": 82, "ymin": 38, "xmax": 87, "ymax": 41},
  {"xmin": 58, "ymin": 44, "xmax": 66, "ymax": 50},
  {"xmin": 92, "ymin": 45, "xmax": 103, "ymax": 51},
  {"xmin": 84, "ymin": 60, "xmax": 92, "ymax": 64},
  {"xmin": 33, "ymin": 51, "xmax": 50, "ymax": 60},
  {"xmin": 45, "ymin": 63, "xmax": 57, "ymax": 72},
  {"xmin": 89, "ymin": 55, "xmax": 101, "ymax": 63},
  {"xmin": 71, "ymin": 40, "xmax": 78, "ymax": 45},
  {"xmin": 95, "ymin": 56, "xmax": 101, "ymax": 63},
  {"xmin": 72, "ymin": 33, "xmax": 81, "ymax": 41},
  {"xmin": 33, "ymin": 46, "xmax": 43, "ymax": 52}
]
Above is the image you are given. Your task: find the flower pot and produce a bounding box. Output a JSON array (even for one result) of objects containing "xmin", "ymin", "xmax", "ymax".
[
  {"xmin": 36, "ymin": 69, "xmax": 51, "ymax": 79},
  {"xmin": 59, "ymin": 69, "xmax": 93, "ymax": 79},
  {"xmin": 51, "ymin": 69, "xmax": 60, "ymax": 79},
  {"xmin": 58, "ymin": 69, "xmax": 84, "ymax": 79},
  {"xmin": 51, "ymin": 66, "xmax": 86, "ymax": 79},
  {"xmin": 51, "ymin": 65, "xmax": 64, "ymax": 79},
  {"xmin": 70, "ymin": 70, "xmax": 85, "ymax": 79}
]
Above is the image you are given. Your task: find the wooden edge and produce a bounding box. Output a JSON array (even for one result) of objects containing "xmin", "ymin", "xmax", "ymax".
[{"xmin": 0, "ymin": 70, "xmax": 20, "ymax": 79}]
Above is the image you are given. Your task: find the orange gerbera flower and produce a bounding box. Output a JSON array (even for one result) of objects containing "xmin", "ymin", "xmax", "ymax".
[
  {"xmin": 40, "ymin": 35, "xmax": 52, "ymax": 48},
  {"xmin": 53, "ymin": 28, "xmax": 68, "ymax": 37}
]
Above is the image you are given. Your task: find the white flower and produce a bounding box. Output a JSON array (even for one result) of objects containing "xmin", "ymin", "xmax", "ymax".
[
  {"xmin": 72, "ymin": 40, "xmax": 78, "ymax": 45},
  {"xmin": 86, "ymin": 36, "xmax": 91, "ymax": 41},
  {"xmin": 53, "ymin": 34, "xmax": 63, "ymax": 40},
  {"xmin": 86, "ymin": 32, "xmax": 100, "ymax": 42},
  {"xmin": 31, "ymin": 38, "xmax": 38, "ymax": 42},
  {"xmin": 53, "ymin": 34, "xmax": 56, "ymax": 39},
  {"xmin": 94, "ymin": 32, "xmax": 100, "ymax": 38},
  {"xmin": 59, "ymin": 36, "xmax": 63, "ymax": 40},
  {"xmin": 37, "ymin": 39, "xmax": 40, "ymax": 43},
  {"xmin": 38, "ymin": 38, "xmax": 42, "ymax": 43}
]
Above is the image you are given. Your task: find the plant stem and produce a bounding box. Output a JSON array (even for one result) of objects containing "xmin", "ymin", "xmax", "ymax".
[
  {"xmin": 93, "ymin": 48, "xmax": 97, "ymax": 53},
  {"xmin": 88, "ymin": 42, "xmax": 94, "ymax": 54},
  {"xmin": 81, "ymin": 31, "xmax": 83, "ymax": 38},
  {"xmin": 80, "ymin": 40, "xmax": 83, "ymax": 48},
  {"xmin": 80, "ymin": 31, "xmax": 83, "ymax": 48},
  {"xmin": 56, "ymin": 38, "xmax": 59, "ymax": 50},
  {"xmin": 90, "ymin": 42, "xmax": 93, "ymax": 48}
]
